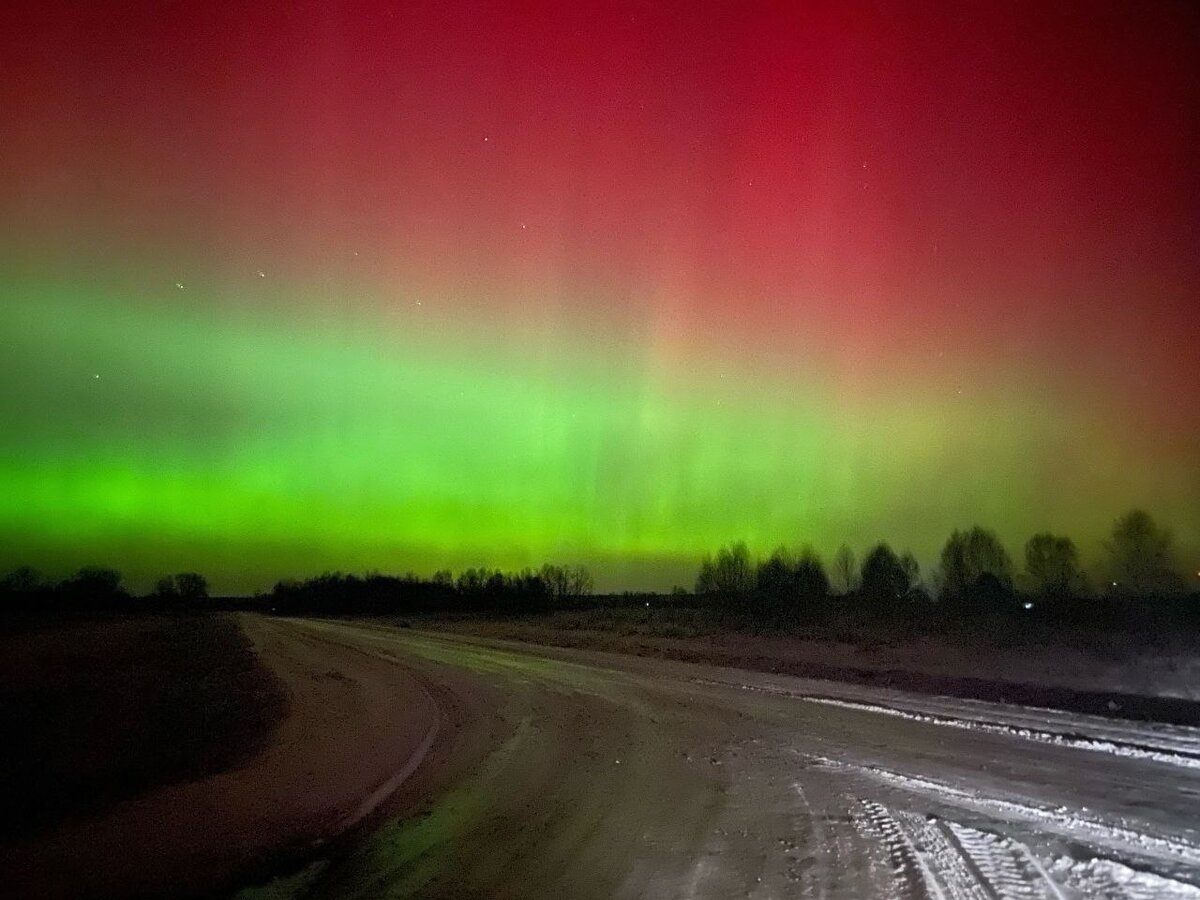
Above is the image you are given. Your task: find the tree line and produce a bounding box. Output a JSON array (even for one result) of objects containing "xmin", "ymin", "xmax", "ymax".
[
  {"xmin": 0, "ymin": 510, "xmax": 1192, "ymax": 627},
  {"xmin": 0, "ymin": 562, "xmax": 594, "ymax": 617},
  {"xmin": 0, "ymin": 565, "xmax": 211, "ymax": 613},
  {"xmin": 693, "ymin": 509, "xmax": 1194, "ymax": 625},
  {"xmin": 268, "ymin": 564, "xmax": 593, "ymax": 616}
]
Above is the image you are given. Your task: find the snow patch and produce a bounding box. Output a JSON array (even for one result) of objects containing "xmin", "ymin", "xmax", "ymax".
[
  {"xmin": 691, "ymin": 676, "xmax": 1200, "ymax": 769},
  {"xmin": 812, "ymin": 755, "xmax": 1200, "ymax": 867},
  {"xmin": 797, "ymin": 694, "xmax": 1200, "ymax": 769},
  {"xmin": 1049, "ymin": 856, "xmax": 1200, "ymax": 899}
]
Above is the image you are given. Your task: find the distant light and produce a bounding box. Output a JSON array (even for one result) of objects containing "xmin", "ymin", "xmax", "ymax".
[
  {"xmin": 1112, "ymin": 581, "xmax": 1118, "ymax": 587},
  {"xmin": 645, "ymin": 601, "xmax": 650, "ymax": 607},
  {"xmin": 1022, "ymin": 602, "xmax": 1033, "ymax": 610}
]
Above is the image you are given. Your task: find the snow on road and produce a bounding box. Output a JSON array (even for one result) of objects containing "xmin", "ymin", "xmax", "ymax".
[
  {"xmin": 233, "ymin": 621, "xmax": 1200, "ymax": 900},
  {"xmin": 17, "ymin": 616, "xmax": 1194, "ymax": 899}
]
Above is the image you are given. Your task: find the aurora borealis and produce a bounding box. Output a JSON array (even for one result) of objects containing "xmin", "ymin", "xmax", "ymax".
[{"xmin": 2, "ymin": 2, "xmax": 1198, "ymax": 593}]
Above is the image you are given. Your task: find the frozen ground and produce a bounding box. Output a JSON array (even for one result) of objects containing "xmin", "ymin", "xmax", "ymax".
[
  {"xmin": 256, "ymin": 622, "xmax": 1200, "ymax": 899},
  {"xmin": 10, "ymin": 618, "xmax": 1200, "ymax": 898}
]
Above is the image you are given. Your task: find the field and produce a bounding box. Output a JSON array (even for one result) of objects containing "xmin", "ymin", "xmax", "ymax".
[
  {"xmin": 409, "ymin": 600, "xmax": 1200, "ymax": 721},
  {"xmin": 0, "ymin": 614, "xmax": 287, "ymax": 842}
]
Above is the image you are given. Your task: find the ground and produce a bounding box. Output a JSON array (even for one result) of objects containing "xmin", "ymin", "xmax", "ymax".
[
  {"xmin": 417, "ymin": 606, "xmax": 1200, "ymax": 715},
  {"xmin": 7, "ymin": 615, "xmax": 1200, "ymax": 899},
  {"xmin": 0, "ymin": 614, "xmax": 285, "ymax": 843}
]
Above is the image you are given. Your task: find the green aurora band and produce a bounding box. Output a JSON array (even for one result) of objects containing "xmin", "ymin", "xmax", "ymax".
[{"xmin": 3, "ymin": 270, "xmax": 1195, "ymax": 592}]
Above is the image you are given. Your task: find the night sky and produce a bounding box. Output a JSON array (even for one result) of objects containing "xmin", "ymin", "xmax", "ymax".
[{"xmin": 2, "ymin": 1, "xmax": 1198, "ymax": 593}]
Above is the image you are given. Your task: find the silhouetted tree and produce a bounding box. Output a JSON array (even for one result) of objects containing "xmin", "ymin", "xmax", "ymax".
[
  {"xmin": 793, "ymin": 548, "xmax": 831, "ymax": 603},
  {"xmin": 484, "ymin": 571, "xmax": 509, "ymax": 602},
  {"xmin": 755, "ymin": 546, "xmax": 796, "ymax": 603},
  {"xmin": 565, "ymin": 564, "xmax": 594, "ymax": 599},
  {"xmin": 752, "ymin": 546, "xmax": 828, "ymax": 621},
  {"xmin": 711, "ymin": 542, "xmax": 754, "ymax": 595},
  {"xmin": 540, "ymin": 564, "xmax": 568, "ymax": 600},
  {"xmin": 153, "ymin": 576, "xmax": 180, "ymax": 602},
  {"xmin": 0, "ymin": 566, "xmax": 47, "ymax": 611},
  {"xmin": 540, "ymin": 563, "xmax": 595, "ymax": 602},
  {"xmin": 1106, "ymin": 510, "xmax": 1182, "ymax": 596},
  {"xmin": 1024, "ymin": 533, "xmax": 1081, "ymax": 598},
  {"xmin": 1, "ymin": 566, "xmax": 44, "ymax": 595},
  {"xmin": 938, "ymin": 527, "xmax": 1013, "ymax": 604},
  {"xmin": 695, "ymin": 553, "xmax": 717, "ymax": 595},
  {"xmin": 57, "ymin": 566, "xmax": 126, "ymax": 608},
  {"xmin": 67, "ymin": 566, "xmax": 122, "ymax": 594},
  {"xmin": 175, "ymin": 573, "xmax": 208, "ymax": 603},
  {"xmin": 832, "ymin": 544, "xmax": 858, "ymax": 594},
  {"xmin": 152, "ymin": 573, "xmax": 208, "ymax": 605},
  {"xmin": 457, "ymin": 568, "xmax": 489, "ymax": 594},
  {"xmin": 900, "ymin": 552, "xmax": 920, "ymax": 589},
  {"xmin": 860, "ymin": 543, "xmax": 910, "ymax": 603}
]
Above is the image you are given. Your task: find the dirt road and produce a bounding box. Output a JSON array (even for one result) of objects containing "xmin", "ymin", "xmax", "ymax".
[
  {"xmin": 2, "ymin": 617, "xmax": 452, "ymax": 899},
  {"xmin": 9, "ymin": 616, "xmax": 1200, "ymax": 898},
  {"xmin": 245, "ymin": 619, "xmax": 1200, "ymax": 899}
]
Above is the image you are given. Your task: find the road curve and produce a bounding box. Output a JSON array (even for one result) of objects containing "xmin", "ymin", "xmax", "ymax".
[
  {"xmin": 2, "ymin": 616, "xmax": 450, "ymax": 900},
  {"xmin": 245, "ymin": 618, "xmax": 1200, "ymax": 900}
]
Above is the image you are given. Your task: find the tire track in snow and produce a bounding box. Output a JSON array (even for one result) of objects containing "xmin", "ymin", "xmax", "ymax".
[
  {"xmin": 850, "ymin": 799, "xmax": 1073, "ymax": 899},
  {"xmin": 1049, "ymin": 856, "xmax": 1200, "ymax": 899},
  {"xmin": 811, "ymin": 753, "xmax": 1200, "ymax": 868},
  {"xmin": 851, "ymin": 800, "xmax": 927, "ymax": 899},
  {"xmin": 945, "ymin": 822, "xmax": 1066, "ymax": 900}
]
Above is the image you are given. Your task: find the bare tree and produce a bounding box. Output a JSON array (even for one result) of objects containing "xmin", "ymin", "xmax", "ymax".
[
  {"xmin": 939, "ymin": 527, "xmax": 1013, "ymax": 602},
  {"xmin": 698, "ymin": 542, "xmax": 754, "ymax": 595},
  {"xmin": 832, "ymin": 544, "xmax": 858, "ymax": 594},
  {"xmin": 695, "ymin": 553, "xmax": 717, "ymax": 595},
  {"xmin": 540, "ymin": 564, "xmax": 593, "ymax": 601},
  {"xmin": 1106, "ymin": 510, "xmax": 1182, "ymax": 596},
  {"xmin": 1024, "ymin": 533, "xmax": 1081, "ymax": 597},
  {"xmin": 565, "ymin": 564, "xmax": 593, "ymax": 599}
]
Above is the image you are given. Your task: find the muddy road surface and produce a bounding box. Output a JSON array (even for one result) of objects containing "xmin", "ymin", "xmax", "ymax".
[
  {"xmin": 9, "ymin": 616, "xmax": 1200, "ymax": 899},
  {"xmin": 245, "ymin": 619, "xmax": 1200, "ymax": 899}
]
